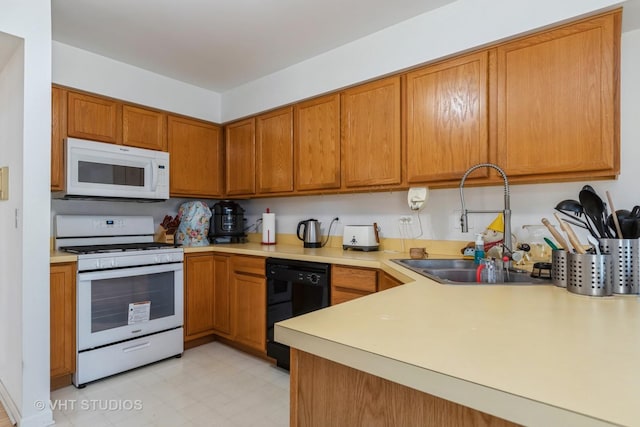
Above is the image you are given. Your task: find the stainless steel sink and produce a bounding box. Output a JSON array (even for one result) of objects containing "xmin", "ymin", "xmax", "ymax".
[{"xmin": 391, "ymin": 259, "xmax": 551, "ymax": 285}]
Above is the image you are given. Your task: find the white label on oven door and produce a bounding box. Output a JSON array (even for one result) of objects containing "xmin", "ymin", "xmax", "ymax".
[{"xmin": 128, "ymin": 301, "xmax": 151, "ymax": 325}]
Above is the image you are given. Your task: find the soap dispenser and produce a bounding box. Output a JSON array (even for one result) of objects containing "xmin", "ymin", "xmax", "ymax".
[{"xmin": 474, "ymin": 233, "xmax": 485, "ymax": 265}]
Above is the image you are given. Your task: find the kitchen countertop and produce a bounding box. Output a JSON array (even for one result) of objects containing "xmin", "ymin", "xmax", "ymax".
[
  {"xmin": 52, "ymin": 241, "xmax": 638, "ymax": 425},
  {"xmin": 276, "ymin": 261, "xmax": 640, "ymax": 427}
]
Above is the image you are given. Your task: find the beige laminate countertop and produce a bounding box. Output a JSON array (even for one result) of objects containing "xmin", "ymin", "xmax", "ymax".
[{"xmin": 52, "ymin": 242, "xmax": 638, "ymax": 426}]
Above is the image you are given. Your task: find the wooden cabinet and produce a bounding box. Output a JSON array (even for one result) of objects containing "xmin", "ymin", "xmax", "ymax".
[
  {"xmin": 230, "ymin": 255, "xmax": 266, "ymax": 353},
  {"xmin": 294, "ymin": 94, "xmax": 341, "ymax": 191},
  {"xmin": 341, "ymin": 76, "xmax": 402, "ymax": 188},
  {"xmin": 379, "ymin": 272, "xmax": 404, "ymax": 291},
  {"xmin": 225, "ymin": 118, "xmax": 256, "ymax": 196},
  {"xmin": 184, "ymin": 253, "xmax": 230, "ymax": 340},
  {"xmin": 67, "ymin": 91, "xmax": 120, "ymax": 143},
  {"xmin": 51, "ymin": 86, "xmax": 65, "ymax": 191},
  {"xmin": 331, "ymin": 265, "xmax": 378, "ymax": 305},
  {"xmin": 256, "ymin": 107, "xmax": 294, "ymax": 194},
  {"xmin": 123, "ymin": 105, "xmax": 167, "ymax": 151},
  {"xmin": 168, "ymin": 115, "xmax": 224, "ymax": 198},
  {"xmin": 405, "ymin": 51, "xmax": 490, "ymax": 183},
  {"xmin": 495, "ymin": 11, "xmax": 620, "ymax": 180},
  {"xmin": 50, "ymin": 262, "xmax": 76, "ymax": 389}
]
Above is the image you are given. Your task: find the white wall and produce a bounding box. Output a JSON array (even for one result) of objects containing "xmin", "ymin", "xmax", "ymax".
[
  {"xmin": 222, "ymin": 0, "xmax": 624, "ymax": 121},
  {"xmin": 53, "ymin": 41, "xmax": 222, "ymax": 123},
  {"xmin": 0, "ymin": 1, "xmax": 53, "ymax": 426}
]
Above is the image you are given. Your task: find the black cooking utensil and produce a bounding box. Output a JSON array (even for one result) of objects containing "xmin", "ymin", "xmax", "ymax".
[
  {"xmin": 554, "ymin": 199, "xmax": 596, "ymax": 236},
  {"xmin": 579, "ymin": 189, "xmax": 611, "ymax": 238}
]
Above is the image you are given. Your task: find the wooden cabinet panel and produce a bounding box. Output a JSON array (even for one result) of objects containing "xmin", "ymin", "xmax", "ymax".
[
  {"xmin": 406, "ymin": 51, "xmax": 490, "ymax": 183},
  {"xmin": 51, "ymin": 86, "xmax": 65, "ymax": 191},
  {"xmin": 50, "ymin": 262, "xmax": 76, "ymax": 385},
  {"xmin": 67, "ymin": 91, "xmax": 120, "ymax": 143},
  {"xmin": 184, "ymin": 253, "xmax": 231, "ymax": 341},
  {"xmin": 379, "ymin": 272, "xmax": 404, "ymax": 291},
  {"xmin": 291, "ymin": 349, "xmax": 518, "ymax": 427},
  {"xmin": 168, "ymin": 115, "xmax": 224, "ymax": 198},
  {"xmin": 256, "ymin": 107, "xmax": 294, "ymax": 194},
  {"xmin": 495, "ymin": 11, "xmax": 620, "ymax": 178},
  {"xmin": 184, "ymin": 254, "xmax": 215, "ymax": 338},
  {"xmin": 341, "ymin": 76, "xmax": 401, "ymax": 188},
  {"xmin": 231, "ymin": 255, "xmax": 266, "ymax": 352},
  {"xmin": 331, "ymin": 265, "xmax": 378, "ymax": 305},
  {"xmin": 123, "ymin": 105, "xmax": 167, "ymax": 151},
  {"xmin": 294, "ymin": 94, "xmax": 341, "ymax": 191},
  {"xmin": 225, "ymin": 118, "xmax": 256, "ymax": 196}
]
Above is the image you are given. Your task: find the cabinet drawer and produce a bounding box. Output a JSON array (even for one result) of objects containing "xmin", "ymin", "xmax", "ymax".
[
  {"xmin": 331, "ymin": 287, "xmax": 373, "ymax": 305},
  {"xmin": 232, "ymin": 255, "xmax": 266, "ymax": 277},
  {"xmin": 332, "ymin": 266, "xmax": 378, "ymax": 293}
]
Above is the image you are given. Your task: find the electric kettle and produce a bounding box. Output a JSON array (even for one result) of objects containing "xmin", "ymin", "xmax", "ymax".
[{"xmin": 297, "ymin": 219, "xmax": 322, "ymax": 248}]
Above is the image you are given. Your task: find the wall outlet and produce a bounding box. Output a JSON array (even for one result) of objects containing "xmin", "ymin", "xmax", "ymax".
[{"xmin": 399, "ymin": 216, "xmax": 413, "ymax": 224}]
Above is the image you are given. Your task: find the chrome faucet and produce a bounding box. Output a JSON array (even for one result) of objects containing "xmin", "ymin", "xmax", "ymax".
[{"xmin": 459, "ymin": 163, "xmax": 512, "ymax": 270}]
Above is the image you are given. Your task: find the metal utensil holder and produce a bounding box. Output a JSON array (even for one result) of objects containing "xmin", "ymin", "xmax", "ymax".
[
  {"xmin": 566, "ymin": 252, "xmax": 612, "ymax": 297},
  {"xmin": 551, "ymin": 249, "xmax": 567, "ymax": 287},
  {"xmin": 598, "ymin": 239, "xmax": 639, "ymax": 294}
]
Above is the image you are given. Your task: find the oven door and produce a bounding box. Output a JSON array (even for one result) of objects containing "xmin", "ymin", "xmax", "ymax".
[{"xmin": 77, "ymin": 262, "xmax": 183, "ymax": 351}]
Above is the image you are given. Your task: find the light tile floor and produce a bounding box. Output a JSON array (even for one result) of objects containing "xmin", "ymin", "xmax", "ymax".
[{"xmin": 51, "ymin": 342, "xmax": 290, "ymax": 427}]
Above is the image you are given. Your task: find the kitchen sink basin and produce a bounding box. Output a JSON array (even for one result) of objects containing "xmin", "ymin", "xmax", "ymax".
[{"xmin": 391, "ymin": 259, "xmax": 551, "ymax": 285}]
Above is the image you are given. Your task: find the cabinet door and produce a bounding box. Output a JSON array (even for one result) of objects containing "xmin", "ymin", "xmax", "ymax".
[
  {"xmin": 67, "ymin": 91, "xmax": 120, "ymax": 143},
  {"xmin": 406, "ymin": 51, "xmax": 490, "ymax": 183},
  {"xmin": 256, "ymin": 107, "xmax": 294, "ymax": 194},
  {"xmin": 495, "ymin": 11, "xmax": 620, "ymax": 178},
  {"xmin": 294, "ymin": 94, "xmax": 341, "ymax": 191},
  {"xmin": 184, "ymin": 254, "xmax": 215, "ymax": 338},
  {"xmin": 232, "ymin": 272, "xmax": 266, "ymax": 352},
  {"xmin": 51, "ymin": 86, "xmax": 65, "ymax": 191},
  {"xmin": 341, "ymin": 76, "xmax": 401, "ymax": 188},
  {"xmin": 168, "ymin": 115, "xmax": 224, "ymax": 198},
  {"xmin": 50, "ymin": 263, "xmax": 76, "ymax": 380},
  {"xmin": 212, "ymin": 254, "xmax": 231, "ymax": 335},
  {"xmin": 331, "ymin": 265, "xmax": 377, "ymax": 305},
  {"xmin": 378, "ymin": 272, "xmax": 404, "ymax": 291},
  {"xmin": 123, "ymin": 105, "xmax": 167, "ymax": 151},
  {"xmin": 225, "ymin": 118, "xmax": 256, "ymax": 196}
]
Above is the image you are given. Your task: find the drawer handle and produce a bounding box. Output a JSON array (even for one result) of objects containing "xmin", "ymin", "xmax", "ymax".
[{"xmin": 123, "ymin": 342, "xmax": 150, "ymax": 353}]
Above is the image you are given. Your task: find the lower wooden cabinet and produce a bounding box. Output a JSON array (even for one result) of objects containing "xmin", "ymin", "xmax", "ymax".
[
  {"xmin": 379, "ymin": 272, "xmax": 404, "ymax": 291},
  {"xmin": 184, "ymin": 253, "xmax": 266, "ymax": 354},
  {"xmin": 230, "ymin": 255, "xmax": 266, "ymax": 353},
  {"xmin": 50, "ymin": 262, "xmax": 76, "ymax": 389},
  {"xmin": 184, "ymin": 253, "xmax": 230, "ymax": 341},
  {"xmin": 331, "ymin": 265, "xmax": 378, "ymax": 305}
]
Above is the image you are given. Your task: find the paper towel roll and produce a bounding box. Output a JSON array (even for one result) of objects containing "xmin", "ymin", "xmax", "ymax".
[{"xmin": 262, "ymin": 212, "xmax": 276, "ymax": 244}]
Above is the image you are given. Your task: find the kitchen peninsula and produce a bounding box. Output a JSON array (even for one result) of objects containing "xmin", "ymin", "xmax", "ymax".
[{"xmin": 276, "ymin": 258, "xmax": 640, "ymax": 427}]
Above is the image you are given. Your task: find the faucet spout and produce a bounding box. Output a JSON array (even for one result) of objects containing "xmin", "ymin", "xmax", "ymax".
[{"xmin": 459, "ymin": 163, "xmax": 512, "ymax": 269}]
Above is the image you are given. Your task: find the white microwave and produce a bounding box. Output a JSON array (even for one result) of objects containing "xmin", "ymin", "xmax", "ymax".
[{"xmin": 60, "ymin": 138, "xmax": 170, "ymax": 200}]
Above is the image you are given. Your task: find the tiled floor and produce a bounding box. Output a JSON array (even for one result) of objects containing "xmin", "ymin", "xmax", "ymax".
[{"xmin": 51, "ymin": 342, "xmax": 290, "ymax": 426}]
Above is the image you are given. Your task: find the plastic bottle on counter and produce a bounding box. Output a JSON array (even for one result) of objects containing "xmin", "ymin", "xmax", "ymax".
[{"xmin": 474, "ymin": 233, "xmax": 485, "ymax": 265}]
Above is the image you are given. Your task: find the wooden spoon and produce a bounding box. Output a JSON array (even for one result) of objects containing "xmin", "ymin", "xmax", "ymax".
[
  {"xmin": 541, "ymin": 217, "xmax": 570, "ymax": 252},
  {"xmin": 554, "ymin": 213, "xmax": 586, "ymax": 254}
]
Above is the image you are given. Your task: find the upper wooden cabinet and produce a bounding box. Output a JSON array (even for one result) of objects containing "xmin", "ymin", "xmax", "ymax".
[
  {"xmin": 123, "ymin": 105, "xmax": 167, "ymax": 151},
  {"xmin": 168, "ymin": 115, "xmax": 224, "ymax": 198},
  {"xmin": 294, "ymin": 94, "xmax": 341, "ymax": 191},
  {"xmin": 495, "ymin": 11, "xmax": 620, "ymax": 180},
  {"xmin": 67, "ymin": 91, "xmax": 120, "ymax": 143},
  {"xmin": 405, "ymin": 51, "xmax": 490, "ymax": 183},
  {"xmin": 256, "ymin": 107, "xmax": 294, "ymax": 194},
  {"xmin": 341, "ymin": 76, "xmax": 402, "ymax": 188},
  {"xmin": 51, "ymin": 86, "xmax": 65, "ymax": 191},
  {"xmin": 225, "ymin": 118, "xmax": 256, "ymax": 196}
]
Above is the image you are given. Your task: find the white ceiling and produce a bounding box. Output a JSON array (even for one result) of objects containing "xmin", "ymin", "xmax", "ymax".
[{"xmin": 52, "ymin": 0, "xmax": 456, "ymax": 93}]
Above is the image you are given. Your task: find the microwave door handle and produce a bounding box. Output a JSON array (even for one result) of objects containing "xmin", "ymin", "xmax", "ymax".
[{"xmin": 151, "ymin": 160, "xmax": 159, "ymax": 191}]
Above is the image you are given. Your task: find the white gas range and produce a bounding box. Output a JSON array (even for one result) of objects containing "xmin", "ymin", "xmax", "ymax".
[{"xmin": 55, "ymin": 215, "xmax": 184, "ymax": 387}]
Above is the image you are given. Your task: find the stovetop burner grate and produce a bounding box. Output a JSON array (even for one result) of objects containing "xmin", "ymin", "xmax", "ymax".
[{"xmin": 61, "ymin": 242, "xmax": 178, "ymax": 255}]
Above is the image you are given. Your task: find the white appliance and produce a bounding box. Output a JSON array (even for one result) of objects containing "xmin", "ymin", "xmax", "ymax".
[
  {"xmin": 55, "ymin": 215, "xmax": 183, "ymax": 387},
  {"xmin": 58, "ymin": 138, "xmax": 170, "ymax": 200},
  {"xmin": 342, "ymin": 224, "xmax": 380, "ymax": 251}
]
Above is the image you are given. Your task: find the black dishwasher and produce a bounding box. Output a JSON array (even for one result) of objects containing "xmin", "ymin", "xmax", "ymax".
[{"xmin": 266, "ymin": 258, "xmax": 330, "ymax": 369}]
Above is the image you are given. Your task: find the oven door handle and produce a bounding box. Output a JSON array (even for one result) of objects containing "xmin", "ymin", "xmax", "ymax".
[
  {"xmin": 122, "ymin": 341, "xmax": 151, "ymax": 353},
  {"xmin": 77, "ymin": 262, "xmax": 183, "ymax": 281}
]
